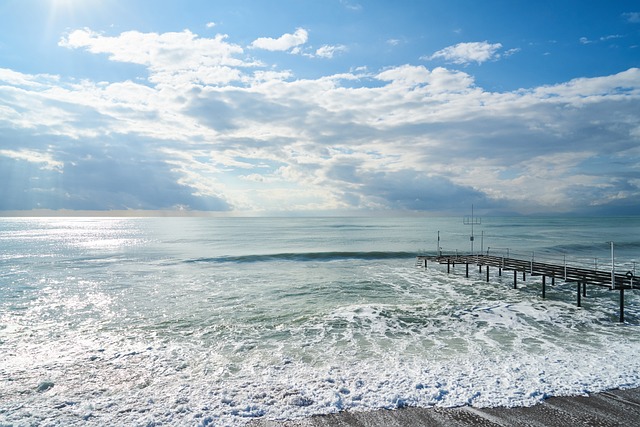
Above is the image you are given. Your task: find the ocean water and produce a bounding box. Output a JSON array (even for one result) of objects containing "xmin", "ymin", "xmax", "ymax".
[{"xmin": 1, "ymin": 216, "xmax": 639, "ymax": 426}]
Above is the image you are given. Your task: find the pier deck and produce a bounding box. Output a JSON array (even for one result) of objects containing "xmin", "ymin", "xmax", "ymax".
[{"xmin": 417, "ymin": 254, "xmax": 637, "ymax": 322}]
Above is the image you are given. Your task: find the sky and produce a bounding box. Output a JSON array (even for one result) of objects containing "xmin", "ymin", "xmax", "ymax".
[{"xmin": 0, "ymin": 0, "xmax": 639, "ymax": 216}]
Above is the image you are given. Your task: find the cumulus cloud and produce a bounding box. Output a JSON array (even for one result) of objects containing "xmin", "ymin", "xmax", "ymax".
[
  {"xmin": 427, "ymin": 41, "xmax": 504, "ymax": 65},
  {"xmin": 376, "ymin": 64, "xmax": 432, "ymax": 85},
  {"xmin": 2, "ymin": 27, "xmax": 639, "ymax": 214},
  {"xmin": 376, "ymin": 65, "xmax": 475, "ymax": 93},
  {"xmin": 249, "ymin": 28, "xmax": 308, "ymax": 52},
  {"xmin": 59, "ymin": 28, "xmax": 255, "ymax": 86}
]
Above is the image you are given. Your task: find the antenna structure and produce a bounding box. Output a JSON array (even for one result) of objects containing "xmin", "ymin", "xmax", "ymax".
[{"xmin": 463, "ymin": 204, "xmax": 481, "ymax": 255}]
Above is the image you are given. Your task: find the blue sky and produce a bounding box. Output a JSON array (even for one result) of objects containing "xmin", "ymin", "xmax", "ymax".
[{"xmin": 1, "ymin": 0, "xmax": 639, "ymax": 215}]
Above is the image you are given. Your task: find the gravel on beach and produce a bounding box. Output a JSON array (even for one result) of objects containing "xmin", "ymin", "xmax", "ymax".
[{"xmin": 250, "ymin": 387, "xmax": 640, "ymax": 426}]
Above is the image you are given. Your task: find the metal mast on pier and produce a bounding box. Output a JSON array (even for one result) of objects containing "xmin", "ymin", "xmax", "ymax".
[{"xmin": 463, "ymin": 204, "xmax": 481, "ymax": 255}]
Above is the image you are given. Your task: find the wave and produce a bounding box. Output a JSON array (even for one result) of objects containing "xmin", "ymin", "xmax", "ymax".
[{"xmin": 185, "ymin": 251, "xmax": 416, "ymax": 264}]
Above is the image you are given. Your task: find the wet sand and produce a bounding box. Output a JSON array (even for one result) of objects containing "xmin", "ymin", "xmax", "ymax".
[{"xmin": 250, "ymin": 388, "xmax": 640, "ymax": 426}]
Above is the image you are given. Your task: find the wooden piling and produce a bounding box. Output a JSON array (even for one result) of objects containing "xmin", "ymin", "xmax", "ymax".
[
  {"xmin": 416, "ymin": 253, "xmax": 636, "ymax": 323},
  {"xmin": 577, "ymin": 282, "xmax": 582, "ymax": 307}
]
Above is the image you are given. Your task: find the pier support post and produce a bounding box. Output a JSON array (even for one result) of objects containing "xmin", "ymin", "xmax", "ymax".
[
  {"xmin": 424, "ymin": 259, "xmax": 427, "ymax": 268},
  {"xmin": 447, "ymin": 258, "xmax": 450, "ymax": 273},
  {"xmin": 620, "ymin": 288, "xmax": 625, "ymax": 323},
  {"xmin": 522, "ymin": 271, "xmax": 526, "ymax": 281},
  {"xmin": 542, "ymin": 276, "xmax": 546, "ymax": 299},
  {"xmin": 513, "ymin": 270, "xmax": 517, "ymax": 289},
  {"xmin": 499, "ymin": 267, "xmax": 502, "ymax": 277},
  {"xmin": 582, "ymin": 283, "xmax": 587, "ymax": 297},
  {"xmin": 465, "ymin": 263, "xmax": 469, "ymax": 278},
  {"xmin": 552, "ymin": 277, "xmax": 555, "ymax": 286},
  {"xmin": 479, "ymin": 264, "xmax": 482, "ymax": 273},
  {"xmin": 577, "ymin": 282, "xmax": 582, "ymax": 307},
  {"xmin": 486, "ymin": 265, "xmax": 490, "ymax": 282}
]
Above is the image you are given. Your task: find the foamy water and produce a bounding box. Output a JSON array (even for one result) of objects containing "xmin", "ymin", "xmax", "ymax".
[{"xmin": 1, "ymin": 217, "xmax": 639, "ymax": 426}]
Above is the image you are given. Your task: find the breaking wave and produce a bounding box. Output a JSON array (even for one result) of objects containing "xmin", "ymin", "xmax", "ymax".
[{"xmin": 185, "ymin": 251, "xmax": 416, "ymax": 264}]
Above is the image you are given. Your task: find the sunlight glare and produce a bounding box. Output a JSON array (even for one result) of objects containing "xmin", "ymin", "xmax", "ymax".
[{"xmin": 45, "ymin": 0, "xmax": 101, "ymax": 34}]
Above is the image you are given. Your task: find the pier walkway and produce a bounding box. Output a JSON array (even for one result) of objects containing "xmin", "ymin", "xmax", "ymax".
[{"xmin": 417, "ymin": 253, "xmax": 637, "ymax": 322}]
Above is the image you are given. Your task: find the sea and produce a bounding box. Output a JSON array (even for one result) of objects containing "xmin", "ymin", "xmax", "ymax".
[{"xmin": 1, "ymin": 216, "xmax": 639, "ymax": 426}]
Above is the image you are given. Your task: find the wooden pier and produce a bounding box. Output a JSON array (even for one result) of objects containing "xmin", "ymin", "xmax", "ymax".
[{"xmin": 417, "ymin": 254, "xmax": 637, "ymax": 322}]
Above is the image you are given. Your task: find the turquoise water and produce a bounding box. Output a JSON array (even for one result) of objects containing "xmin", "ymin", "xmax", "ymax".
[{"xmin": 1, "ymin": 216, "xmax": 639, "ymax": 426}]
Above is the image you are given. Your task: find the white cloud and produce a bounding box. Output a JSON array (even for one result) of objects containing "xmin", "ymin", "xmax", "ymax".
[
  {"xmin": 3, "ymin": 27, "xmax": 640, "ymax": 214},
  {"xmin": 623, "ymin": 12, "xmax": 640, "ymax": 23},
  {"xmin": 376, "ymin": 65, "xmax": 474, "ymax": 93},
  {"xmin": 251, "ymin": 70, "xmax": 294, "ymax": 83},
  {"xmin": 376, "ymin": 64, "xmax": 432, "ymax": 86},
  {"xmin": 0, "ymin": 67, "xmax": 60, "ymax": 88},
  {"xmin": 0, "ymin": 149, "xmax": 63, "ymax": 171},
  {"xmin": 503, "ymin": 48, "xmax": 521, "ymax": 57},
  {"xmin": 315, "ymin": 44, "xmax": 347, "ymax": 59},
  {"xmin": 59, "ymin": 28, "xmax": 254, "ymax": 86},
  {"xmin": 581, "ymin": 35, "xmax": 624, "ymax": 45},
  {"xmin": 341, "ymin": 1, "xmax": 362, "ymax": 12},
  {"xmin": 427, "ymin": 41, "xmax": 504, "ymax": 65},
  {"xmin": 249, "ymin": 28, "xmax": 308, "ymax": 52},
  {"xmin": 206, "ymin": 22, "xmax": 216, "ymax": 28},
  {"xmin": 532, "ymin": 68, "xmax": 640, "ymax": 98}
]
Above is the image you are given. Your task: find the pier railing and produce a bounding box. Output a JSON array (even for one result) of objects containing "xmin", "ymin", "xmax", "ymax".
[
  {"xmin": 417, "ymin": 249, "xmax": 637, "ymax": 322},
  {"xmin": 420, "ymin": 247, "xmax": 637, "ymax": 289}
]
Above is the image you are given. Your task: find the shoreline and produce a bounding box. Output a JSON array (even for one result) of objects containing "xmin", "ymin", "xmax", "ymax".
[{"xmin": 250, "ymin": 387, "xmax": 640, "ymax": 426}]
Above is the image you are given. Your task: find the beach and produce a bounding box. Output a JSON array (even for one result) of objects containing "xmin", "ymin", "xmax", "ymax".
[{"xmin": 251, "ymin": 387, "xmax": 640, "ymax": 426}]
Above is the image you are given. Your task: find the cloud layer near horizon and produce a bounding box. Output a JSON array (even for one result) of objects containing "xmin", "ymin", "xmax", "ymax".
[{"xmin": 1, "ymin": 27, "xmax": 639, "ymax": 214}]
